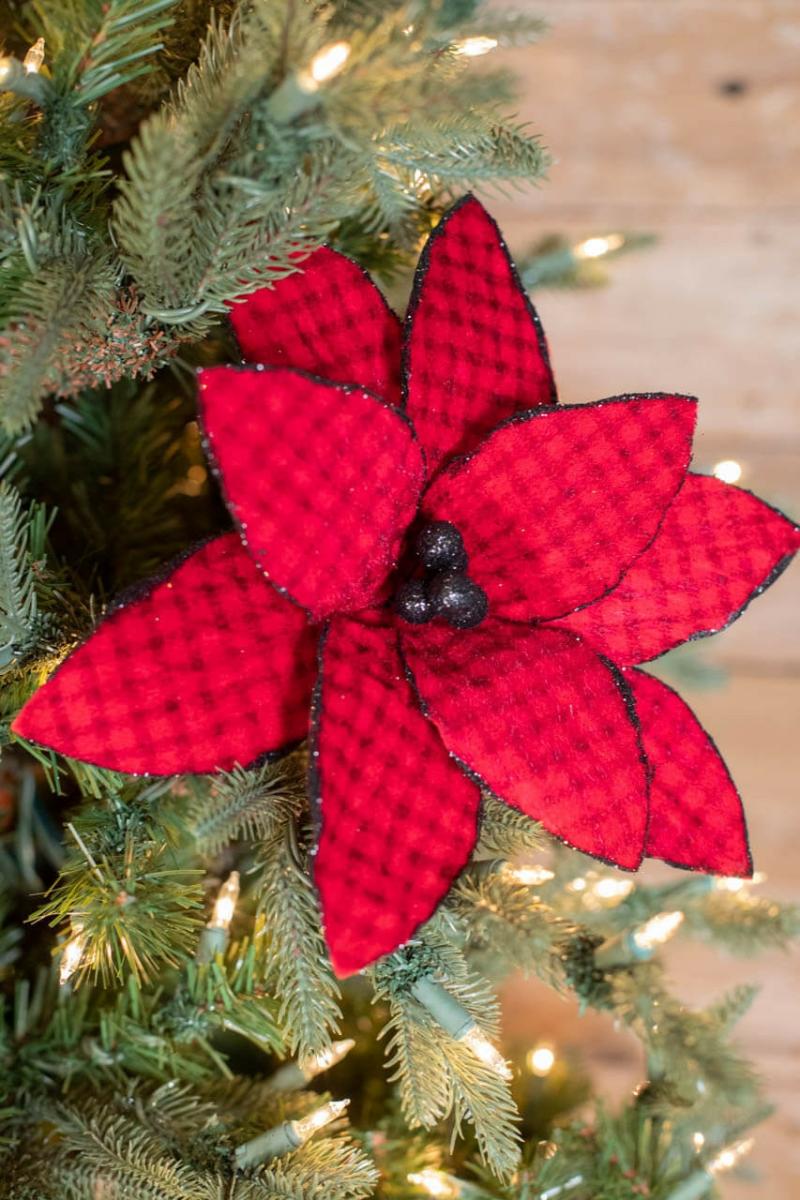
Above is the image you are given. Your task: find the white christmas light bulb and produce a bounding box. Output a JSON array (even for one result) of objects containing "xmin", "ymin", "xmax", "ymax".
[
  {"xmin": 506, "ymin": 864, "xmax": 555, "ymax": 887},
  {"xmin": 709, "ymin": 1137, "xmax": 754, "ymax": 1174},
  {"xmin": 712, "ymin": 459, "xmax": 742, "ymax": 484},
  {"xmin": 23, "ymin": 37, "xmax": 45, "ymax": 74},
  {"xmin": 459, "ymin": 1025, "xmax": 513, "ymax": 1080},
  {"xmin": 300, "ymin": 1039, "xmax": 355, "ymax": 1079},
  {"xmin": 631, "ymin": 910, "xmax": 684, "ymax": 952},
  {"xmin": 527, "ymin": 1043, "xmax": 556, "ymax": 1076},
  {"xmin": 208, "ymin": 871, "xmax": 239, "ymax": 931},
  {"xmin": 574, "ymin": 234, "xmax": 625, "ymax": 259},
  {"xmin": 59, "ymin": 924, "xmax": 87, "ymax": 985},
  {"xmin": 455, "ymin": 36, "xmax": 498, "ymax": 57},
  {"xmin": 290, "ymin": 1098, "xmax": 349, "ymax": 1142},
  {"xmin": 408, "ymin": 1169, "xmax": 461, "ymax": 1197},
  {"xmin": 592, "ymin": 877, "xmax": 634, "ymax": 902},
  {"xmin": 308, "ymin": 41, "xmax": 351, "ymax": 85}
]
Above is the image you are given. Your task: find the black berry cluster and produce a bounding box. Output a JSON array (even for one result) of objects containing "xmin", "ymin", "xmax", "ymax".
[{"xmin": 395, "ymin": 521, "xmax": 489, "ymax": 629}]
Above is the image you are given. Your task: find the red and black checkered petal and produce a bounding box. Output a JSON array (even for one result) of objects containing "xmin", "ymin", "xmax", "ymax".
[
  {"xmin": 401, "ymin": 620, "xmax": 649, "ymax": 870},
  {"xmin": 553, "ymin": 474, "xmax": 799, "ymax": 664},
  {"xmin": 199, "ymin": 366, "xmax": 426, "ymax": 621},
  {"xmin": 422, "ymin": 394, "xmax": 697, "ymax": 621},
  {"xmin": 229, "ymin": 246, "xmax": 402, "ymax": 404},
  {"xmin": 312, "ymin": 613, "xmax": 481, "ymax": 976},
  {"xmin": 12, "ymin": 534, "xmax": 316, "ymax": 774},
  {"xmin": 626, "ymin": 669, "xmax": 752, "ymax": 876},
  {"xmin": 403, "ymin": 196, "xmax": 556, "ymax": 477}
]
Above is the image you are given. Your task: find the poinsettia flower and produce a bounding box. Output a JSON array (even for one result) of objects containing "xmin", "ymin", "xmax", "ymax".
[{"xmin": 13, "ymin": 197, "xmax": 798, "ymax": 977}]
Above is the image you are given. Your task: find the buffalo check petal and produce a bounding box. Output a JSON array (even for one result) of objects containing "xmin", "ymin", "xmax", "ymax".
[
  {"xmin": 422, "ymin": 395, "xmax": 697, "ymax": 621},
  {"xmin": 313, "ymin": 614, "xmax": 481, "ymax": 976},
  {"xmin": 229, "ymin": 246, "xmax": 403, "ymax": 405},
  {"xmin": 403, "ymin": 195, "xmax": 556, "ymax": 477},
  {"xmin": 12, "ymin": 534, "xmax": 316, "ymax": 775},
  {"xmin": 199, "ymin": 366, "xmax": 426, "ymax": 621},
  {"xmin": 553, "ymin": 473, "xmax": 800, "ymax": 664},
  {"xmin": 626, "ymin": 669, "xmax": 752, "ymax": 876},
  {"xmin": 401, "ymin": 620, "xmax": 649, "ymax": 870}
]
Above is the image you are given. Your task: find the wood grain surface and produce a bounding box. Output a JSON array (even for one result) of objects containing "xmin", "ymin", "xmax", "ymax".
[{"xmin": 492, "ymin": 3, "xmax": 800, "ymax": 1195}]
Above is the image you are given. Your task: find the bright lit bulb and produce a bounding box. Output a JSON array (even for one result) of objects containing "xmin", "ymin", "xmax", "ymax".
[
  {"xmin": 506, "ymin": 864, "xmax": 555, "ymax": 887},
  {"xmin": 574, "ymin": 234, "xmax": 625, "ymax": 259},
  {"xmin": 592, "ymin": 877, "xmax": 634, "ymax": 902},
  {"xmin": 23, "ymin": 37, "xmax": 45, "ymax": 74},
  {"xmin": 455, "ymin": 36, "xmax": 498, "ymax": 57},
  {"xmin": 407, "ymin": 1169, "xmax": 461, "ymax": 1198},
  {"xmin": 709, "ymin": 1138, "xmax": 754, "ymax": 1174},
  {"xmin": 693, "ymin": 1131, "xmax": 705, "ymax": 1150},
  {"xmin": 631, "ymin": 910, "xmax": 684, "ymax": 952},
  {"xmin": 290, "ymin": 1098, "xmax": 349, "ymax": 1142},
  {"xmin": 712, "ymin": 459, "xmax": 742, "ymax": 485},
  {"xmin": 209, "ymin": 871, "xmax": 240, "ymax": 931},
  {"xmin": 459, "ymin": 1025, "xmax": 513, "ymax": 1080},
  {"xmin": 716, "ymin": 871, "xmax": 765, "ymax": 892},
  {"xmin": 59, "ymin": 924, "xmax": 87, "ymax": 985},
  {"xmin": 567, "ymin": 876, "xmax": 587, "ymax": 893},
  {"xmin": 300, "ymin": 1038, "xmax": 355, "ymax": 1079},
  {"xmin": 307, "ymin": 41, "xmax": 351, "ymax": 85},
  {"xmin": 527, "ymin": 1043, "xmax": 556, "ymax": 1076}
]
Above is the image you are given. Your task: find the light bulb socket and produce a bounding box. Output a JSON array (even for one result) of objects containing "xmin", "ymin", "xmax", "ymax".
[
  {"xmin": 234, "ymin": 1121, "xmax": 302, "ymax": 1170},
  {"xmin": 195, "ymin": 925, "xmax": 229, "ymax": 964},
  {"xmin": 411, "ymin": 976, "xmax": 474, "ymax": 1041}
]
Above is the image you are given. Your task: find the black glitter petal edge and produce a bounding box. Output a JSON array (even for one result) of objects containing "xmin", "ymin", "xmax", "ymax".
[
  {"xmin": 11, "ymin": 532, "xmax": 307, "ymax": 779},
  {"xmin": 397, "ymin": 637, "xmax": 649, "ymax": 874},
  {"xmin": 400, "ymin": 193, "xmax": 559, "ymax": 471},
  {"xmin": 306, "ymin": 619, "xmax": 483, "ymax": 978},
  {"xmin": 196, "ymin": 363, "xmax": 428, "ymax": 622},
  {"xmin": 624, "ymin": 666, "xmax": 754, "ymax": 880}
]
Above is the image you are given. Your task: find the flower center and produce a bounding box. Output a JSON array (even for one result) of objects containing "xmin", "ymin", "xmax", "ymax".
[{"xmin": 394, "ymin": 521, "xmax": 489, "ymax": 629}]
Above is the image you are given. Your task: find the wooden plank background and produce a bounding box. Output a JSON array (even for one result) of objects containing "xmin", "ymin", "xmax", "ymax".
[{"xmin": 492, "ymin": 3, "xmax": 800, "ymax": 1195}]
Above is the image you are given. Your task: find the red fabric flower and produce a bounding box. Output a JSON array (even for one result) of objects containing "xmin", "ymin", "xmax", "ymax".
[{"xmin": 13, "ymin": 198, "xmax": 799, "ymax": 976}]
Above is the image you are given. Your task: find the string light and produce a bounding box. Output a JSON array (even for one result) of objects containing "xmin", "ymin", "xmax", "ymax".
[
  {"xmin": 712, "ymin": 459, "xmax": 742, "ymax": 484},
  {"xmin": 592, "ymin": 877, "xmax": 634, "ymax": 902},
  {"xmin": 716, "ymin": 871, "xmax": 765, "ymax": 893},
  {"xmin": 574, "ymin": 234, "xmax": 625, "ymax": 259},
  {"xmin": 455, "ymin": 36, "xmax": 498, "ymax": 57},
  {"xmin": 505, "ymin": 864, "xmax": 555, "ymax": 887},
  {"xmin": 527, "ymin": 1042, "xmax": 556, "ymax": 1077},
  {"xmin": 411, "ymin": 976, "xmax": 512, "ymax": 1080},
  {"xmin": 209, "ymin": 870, "xmax": 240, "ymax": 931},
  {"xmin": 709, "ymin": 1138, "xmax": 754, "ymax": 1174},
  {"xmin": 59, "ymin": 923, "xmax": 87, "ymax": 985},
  {"xmin": 234, "ymin": 1099, "xmax": 349, "ymax": 1169},
  {"xmin": 407, "ymin": 1169, "xmax": 461, "ymax": 1198},
  {"xmin": 23, "ymin": 37, "xmax": 45, "ymax": 74},
  {"xmin": 595, "ymin": 911, "xmax": 684, "ymax": 969},
  {"xmin": 302, "ymin": 41, "xmax": 351, "ymax": 89},
  {"xmin": 196, "ymin": 871, "xmax": 239, "ymax": 963},
  {"xmin": 267, "ymin": 1038, "xmax": 356, "ymax": 1092},
  {"xmin": 459, "ymin": 1025, "xmax": 513, "ymax": 1080},
  {"xmin": 566, "ymin": 876, "xmax": 587, "ymax": 893},
  {"xmin": 692, "ymin": 1132, "xmax": 705, "ymax": 1150},
  {"xmin": 632, "ymin": 911, "xmax": 684, "ymax": 952}
]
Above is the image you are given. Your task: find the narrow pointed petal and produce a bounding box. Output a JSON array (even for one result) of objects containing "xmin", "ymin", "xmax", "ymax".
[
  {"xmin": 12, "ymin": 534, "xmax": 316, "ymax": 774},
  {"xmin": 626, "ymin": 669, "xmax": 752, "ymax": 876},
  {"xmin": 423, "ymin": 394, "xmax": 697, "ymax": 620},
  {"xmin": 403, "ymin": 196, "xmax": 556, "ymax": 476},
  {"xmin": 312, "ymin": 615, "xmax": 481, "ymax": 976},
  {"xmin": 230, "ymin": 246, "xmax": 402, "ymax": 404},
  {"xmin": 401, "ymin": 621, "xmax": 649, "ymax": 869},
  {"xmin": 555, "ymin": 474, "xmax": 799, "ymax": 663},
  {"xmin": 199, "ymin": 367, "xmax": 425, "ymax": 620}
]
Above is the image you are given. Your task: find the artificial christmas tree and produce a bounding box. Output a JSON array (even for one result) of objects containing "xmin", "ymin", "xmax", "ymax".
[{"xmin": 1, "ymin": 3, "xmax": 798, "ymax": 1198}]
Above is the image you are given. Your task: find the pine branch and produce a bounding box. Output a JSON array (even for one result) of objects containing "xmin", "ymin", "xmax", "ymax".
[
  {"xmin": 256, "ymin": 816, "xmax": 342, "ymax": 1059},
  {"xmin": 185, "ymin": 756, "xmax": 306, "ymax": 856},
  {"xmin": 0, "ymin": 483, "xmax": 40, "ymax": 671}
]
